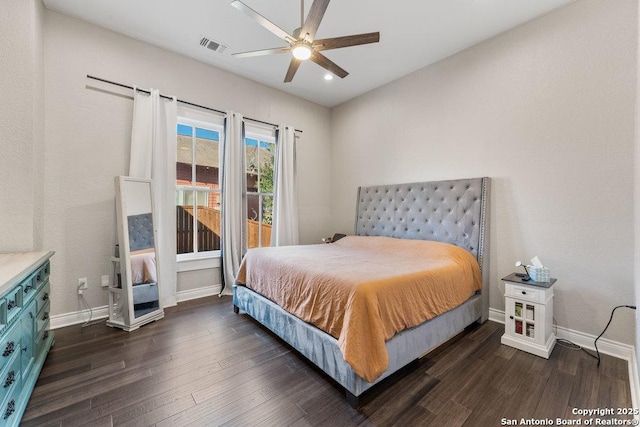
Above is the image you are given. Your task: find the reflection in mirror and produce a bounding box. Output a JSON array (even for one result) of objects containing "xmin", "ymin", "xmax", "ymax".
[
  {"xmin": 127, "ymin": 213, "xmax": 159, "ymax": 317},
  {"xmin": 122, "ymin": 180, "xmax": 160, "ymax": 319}
]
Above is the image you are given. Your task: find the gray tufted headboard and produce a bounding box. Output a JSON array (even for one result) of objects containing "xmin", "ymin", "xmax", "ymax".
[
  {"xmin": 355, "ymin": 177, "xmax": 491, "ymax": 321},
  {"xmin": 127, "ymin": 213, "xmax": 155, "ymax": 252},
  {"xmin": 355, "ymin": 177, "xmax": 488, "ymax": 260}
]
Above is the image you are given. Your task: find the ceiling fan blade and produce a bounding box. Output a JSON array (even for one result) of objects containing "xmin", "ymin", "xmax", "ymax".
[
  {"xmin": 313, "ymin": 32, "xmax": 380, "ymax": 51},
  {"xmin": 301, "ymin": 0, "xmax": 330, "ymax": 41},
  {"xmin": 310, "ymin": 51, "xmax": 348, "ymax": 78},
  {"xmin": 233, "ymin": 47, "xmax": 291, "ymax": 58},
  {"xmin": 284, "ymin": 58, "xmax": 302, "ymax": 83},
  {"xmin": 231, "ymin": 0, "xmax": 295, "ymax": 43}
]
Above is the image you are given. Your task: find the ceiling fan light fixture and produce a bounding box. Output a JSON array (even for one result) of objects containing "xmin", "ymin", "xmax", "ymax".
[{"xmin": 292, "ymin": 41, "xmax": 312, "ymax": 60}]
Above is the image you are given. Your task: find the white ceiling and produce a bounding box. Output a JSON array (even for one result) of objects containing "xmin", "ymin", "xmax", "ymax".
[{"xmin": 43, "ymin": 0, "xmax": 573, "ymax": 107}]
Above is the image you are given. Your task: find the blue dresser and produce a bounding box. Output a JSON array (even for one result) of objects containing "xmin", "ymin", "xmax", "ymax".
[{"xmin": 0, "ymin": 252, "xmax": 54, "ymax": 425}]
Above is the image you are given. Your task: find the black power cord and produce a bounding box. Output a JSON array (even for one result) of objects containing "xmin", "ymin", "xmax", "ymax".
[{"xmin": 594, "ymin": 305, "xmax": 636, "ymax": 367}]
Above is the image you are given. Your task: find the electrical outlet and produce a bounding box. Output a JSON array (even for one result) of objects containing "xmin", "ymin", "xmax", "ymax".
[
  {"xmin": 78, "ymin": 277, "xmax": 88, "ymax": 295},
  {"xmin": 101, "ymin": 275, "xmax": 109, "ymax": 287}
]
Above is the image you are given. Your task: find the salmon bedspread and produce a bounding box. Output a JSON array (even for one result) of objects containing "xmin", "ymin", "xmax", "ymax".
[
  {"xmin": 235, "ymin": 235, "xmax": 482, "ymax": 382},
  {"xmin": 130, "ymin": 248, "xmax": 157, "ymax": 285}
]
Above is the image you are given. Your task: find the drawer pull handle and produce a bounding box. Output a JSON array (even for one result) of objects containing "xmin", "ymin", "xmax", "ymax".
[
  {"xmin": 2, "ymin": 342, "xmax": 15, "ymax": 357},
  {"xmin": 521, "ymin": 291, "xmax": 526, "ymax": 295},
  {"xmin": 3, "ymin": 400, "xmax": 15, "ymax": 420},
  {"xmin": 37, "ymin": 274, "xmax": 41, "ymax": 281},
  {"xmin": 24, "ymin": 285, "xmax": 32, "ymax": 293},
  {"xmin": 509, "ymin": 315, "xmax": 514, "ymax": 320},
  {"xmin": 3, "ymin": 371, "xmax": 15, "ymax": 388},
  {"xmin": 43, "ymin": 331, "xmax": 49, "ymax": 340},
  {"xmin": 22, "ymin": 346, "xmax": 27, "ymax": 352},
  {"xmin": 42, "ymin": 312, "xmax": 49, "ymax": 321},
  {"xmin": 7, "ymin": 300, "xmax": 16, "ymax": 310},
  {"xmin": 42, "ymin": 293, "xmax": 49, "ymax": 301}
]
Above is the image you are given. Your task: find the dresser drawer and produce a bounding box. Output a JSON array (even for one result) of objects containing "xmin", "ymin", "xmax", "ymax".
[
  {"xmin": 36, "ymin": 326, "xmax": 52, "ymax": 359},
  {"xmin": 36, "ymin": 303, "xmax": 50, "ymax": 337},
  {"xmin": 505, "ymin": 284, "xmax": 547, "ymax": 303},
  {"xmin": 35, "ymin": 282, "xmax": 50, "ymax": 315},
  {"xmin": 0, "ymin": 323, "xmax": 20, "ymax": 370},
  {"xmin": 0, "ymin": 299, "xmax": 6, "ymax": 335},
  {"xmin": 21, "ymin": 274, "xmax": 37, "ymax": 306},
  {"xmin": 0, "ymin": 352, "xmax": 20, "ymax": 406},
  {"xmin": 0, "ymin": 376, "xmax": 21, "ymax": 425},
  {"xmin": 5, "ymin": 287, "xmax": 22, "ymax": 326},
  {"xmin": 35, "ymin": 261, "xmax": 50, "ymax": 289}
]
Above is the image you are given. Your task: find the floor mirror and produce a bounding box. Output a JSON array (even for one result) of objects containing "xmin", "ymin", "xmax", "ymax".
[{"xmin": 108, "ymin": 176, "xmax": 164, "ymax": 331}]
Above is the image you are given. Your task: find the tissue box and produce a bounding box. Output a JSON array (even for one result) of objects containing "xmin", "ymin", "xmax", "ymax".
[{"xmin": 529, "ymin": 266, "xmax": 550, "ymax": 283}]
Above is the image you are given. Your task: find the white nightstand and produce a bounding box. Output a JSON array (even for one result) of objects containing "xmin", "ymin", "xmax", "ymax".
[{"xmin": 500, "ymin": 273, "xmax": 557, "ymax": 358}]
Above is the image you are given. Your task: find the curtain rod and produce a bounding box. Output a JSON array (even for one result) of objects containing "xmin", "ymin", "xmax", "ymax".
[{"xmin": 86, "ymin": 74, "xmax": 302, "ymax": 133}]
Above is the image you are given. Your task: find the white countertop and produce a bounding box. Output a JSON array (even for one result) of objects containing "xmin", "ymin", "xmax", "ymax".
[{"xmin": 0, "ymin": 252, "xmax": 55, "ymax": 296}]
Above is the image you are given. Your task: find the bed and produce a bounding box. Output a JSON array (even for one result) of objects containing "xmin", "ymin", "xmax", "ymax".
[{"xmin": 233, "ymin": 177, "xmax": 491, "ymax": 407}]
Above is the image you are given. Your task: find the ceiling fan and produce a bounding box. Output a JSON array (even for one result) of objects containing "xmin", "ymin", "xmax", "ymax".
[{"xmin": 230, "ymin": 0, "xmax": 380, "ymax": 83}]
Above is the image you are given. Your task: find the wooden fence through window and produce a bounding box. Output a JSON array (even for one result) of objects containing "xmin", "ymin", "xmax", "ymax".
[{"xmin": 176, "ymin": 206, "xmax": 271, "ymax": 253}]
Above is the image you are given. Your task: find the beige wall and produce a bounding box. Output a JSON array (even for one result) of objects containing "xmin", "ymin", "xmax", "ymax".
[
  {"xmin": 43, "ymin": 10, "xmax": 332, "ymax": 317},
  {"xmin": 0, "ymin": 0, "xmax": 45, "ymax": 252},
  {"xmin": 331, "ymin": 0, "xmax": 637, "ymax": 343}
]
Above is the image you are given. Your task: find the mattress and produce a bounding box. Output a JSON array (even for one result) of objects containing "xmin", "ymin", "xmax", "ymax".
[{"xmin": 235, "ymin": 235, "xmax": 482, "ymax": 381}]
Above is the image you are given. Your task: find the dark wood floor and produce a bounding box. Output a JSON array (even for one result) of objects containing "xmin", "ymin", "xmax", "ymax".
[{"xmin": 22, "ymin": 295, "xmax": 632, "ymax": 426}]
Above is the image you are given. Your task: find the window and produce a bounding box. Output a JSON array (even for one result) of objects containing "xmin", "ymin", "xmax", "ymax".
[
  {"xmin": 176, "ymin": 118, "xmax": 222, "ymax": 259},
  {"xmin": 245, "ymin": 133, "xmax": 275, "ymax": 249}
]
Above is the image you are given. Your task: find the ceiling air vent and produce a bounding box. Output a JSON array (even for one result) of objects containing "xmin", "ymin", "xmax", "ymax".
[{"xmin": 199, "ymin": 37, "xmax": 227, "ymax": 53}]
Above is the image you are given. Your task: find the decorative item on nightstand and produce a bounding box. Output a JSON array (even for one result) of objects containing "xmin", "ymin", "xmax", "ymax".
[
  {"xmin": 528, "ymin": 255, "xmax": 551, "ymax": 282},
  {"xmin": 501, "ymin": 272, "xmax": 557, "ymax": 358}
]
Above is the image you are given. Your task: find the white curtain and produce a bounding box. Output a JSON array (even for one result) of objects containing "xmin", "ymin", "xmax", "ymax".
[
  {"xmin": 271, "ymin": 124, "xmax": 299, "ymax": 246},
  {"xmin": 129, "ymin": 88, "xmax": 178, "ymax": 307},
  {"xmin": 221, "ymin": 112, "xmax": 246, "ymax": 294}
]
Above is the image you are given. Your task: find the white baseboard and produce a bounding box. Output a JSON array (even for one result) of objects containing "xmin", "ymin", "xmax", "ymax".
[
  {"xmin": 489, "ymin": 308, "xmax": 640, "ymax": 409},
  {"xmin": 176, "ymin": 284, "xmax": 222, "ymax": 303},
  {"xmin": 51, "ymin": 284, "xmax": 223, "ymax": 330},
  {"xmin": 51, "ymin": 305, "xmax": 109, "ymax": 329}
]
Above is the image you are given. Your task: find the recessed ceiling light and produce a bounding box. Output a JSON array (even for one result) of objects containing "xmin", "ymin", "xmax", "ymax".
[{"xmin": 324, "ymin": 74, "xmax": 334, "ymax": 81}]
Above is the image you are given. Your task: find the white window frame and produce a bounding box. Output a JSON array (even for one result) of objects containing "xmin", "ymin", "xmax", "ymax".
[
  {"xmin": 176, "ymin": 117, "xmax": 223, "ymax": 269},
  {"xmin": 245, "ymin": 130, "xmax": 276, "ymax": 249}
]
